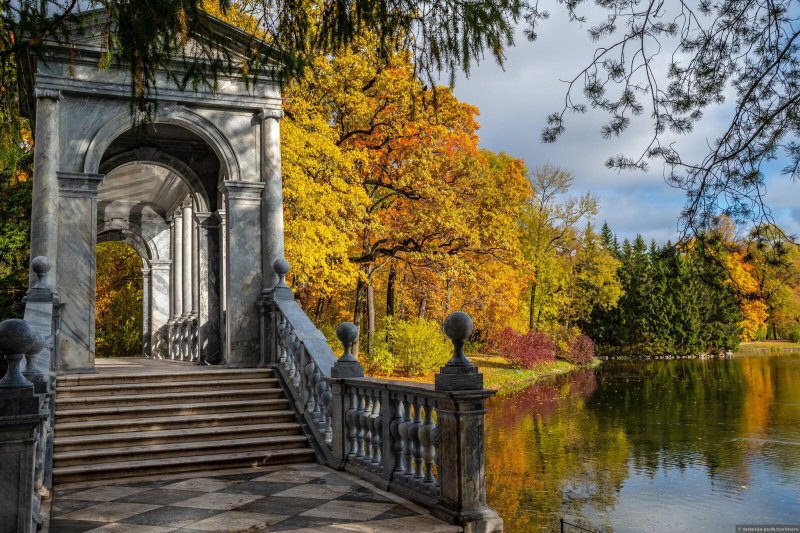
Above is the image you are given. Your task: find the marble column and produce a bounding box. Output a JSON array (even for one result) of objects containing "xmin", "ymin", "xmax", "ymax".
[
  {"xmin": 30, "ymin": 90, "xmax": 61, "ymax": 290},
  {"xmin": 259, "ymin": 109, "xmax": 285, "ymax": 293},
  {"xmin": 182, "ymin": 202, "xmax": 193, "ymax": 318},
  {"xmin": 195, "ymin": 212, "xmax": 221, "ymax": 364},
  {"xmin": 222, "ymin": 181, "xmax": 264, "ymax": 367},
  {"xmin": 170, "ymin": 212, "xmax": 183, "ymax": 360},
  {"xmin": 56, "ymin": 172, "xmax": 103, "ymax": 372},
  {"xmin": 217, "ymin": 209, "xmax": 227, "ymax": 361},
  {"xmin": 172, "ymin": 212, "xmax": 184, "ymax": 318},
  {"xmin": 149, "ymin": 260, "xmax": 171, "ymax": 359},
  {"xmin": 141, "ymin": 267, "xmax": 151, "ymax": 357}
]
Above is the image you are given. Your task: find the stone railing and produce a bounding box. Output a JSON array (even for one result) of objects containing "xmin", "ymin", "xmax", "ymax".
[
  {"xmin": 263, "ymin": 260, "xmax": 503, "ymax": 533},
  {"xmin": 0, "ymin": 318, "xmax": 53, "ymax": 533},
  {"xmin": 167, "ymin": 317, "xmax": 198, "ymax": 363}
]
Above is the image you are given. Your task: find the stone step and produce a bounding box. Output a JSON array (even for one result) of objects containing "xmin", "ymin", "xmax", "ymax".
[
  {"xmin": 54, "ymin": 435, "xmax": 311, "ymax": 467},
  {"xmin": 53, "ymin": 448, "xmax": 316, "ymax": 484},
  {"xmin": 54, "ymin": 410, "xmax": 297, "ymax": 437},
  {"xmin": 57, "ymin": 368, "xmax": 273, "ymax": 387},
  {"xmin": 55, "ymin": 399, "xmax": 289, "ymax": 423},
  {"xmin": 55, "ymin": 388, "xmax": 284, "ymax": 408},
  {"xmin": 54, "ymin": 423, "xmax": 303, "ymax": 451},
  {"xmin": 55, "ymin": 378, "xmax": 278, "ymax": 397}
]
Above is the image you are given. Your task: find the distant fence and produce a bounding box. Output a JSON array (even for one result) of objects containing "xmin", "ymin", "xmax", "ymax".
[{"xmin": 560, "ymin": 517, "xmax": 597, "ymax": 533}]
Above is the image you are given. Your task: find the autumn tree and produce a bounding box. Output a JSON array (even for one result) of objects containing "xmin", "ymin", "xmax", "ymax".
[
  {"xmin": 520, "ymin": 164, "xmax": 597, "ymax": 332},
  {"xmin": 744, "ymin": 225, "xmax": 800, "ymax": 339}
]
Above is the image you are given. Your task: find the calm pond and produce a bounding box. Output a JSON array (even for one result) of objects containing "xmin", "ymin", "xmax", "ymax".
[{"xmin": 484, "ymin": 352, "xmax": 800, "ymax": 532}]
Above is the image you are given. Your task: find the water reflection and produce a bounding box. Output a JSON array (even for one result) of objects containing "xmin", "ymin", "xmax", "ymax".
[{"xmin": 485, "ymin": 354, "xmax": 800, "ymax": 532}]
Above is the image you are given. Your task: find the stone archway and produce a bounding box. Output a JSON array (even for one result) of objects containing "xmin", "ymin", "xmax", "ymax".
[{"xmin": 25, "ymin": 12, "xmax": 286, "ymax": 372}]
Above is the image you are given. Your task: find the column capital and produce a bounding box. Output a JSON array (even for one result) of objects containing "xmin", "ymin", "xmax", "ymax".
[
  {"xmin": 222, "ymin": 180, "xmax": 265, "ymax": 201},
  {"xmin": 258, "ymin": 108, "xmax": 284, "ymax": 121},
  {"xmin": 34, "ymin": 88, "xmax": 62, "ymax": 101},
  {"xmin": 149, "ymin": 260, "xmax": 172, "ymax": 270},
  {"xmin": 194, "ymin": 211, "xmax": 220, "ymax": 228},
  {"xmin": 57, "ymin": 172, "xmax": 103, "ymax": 196}
]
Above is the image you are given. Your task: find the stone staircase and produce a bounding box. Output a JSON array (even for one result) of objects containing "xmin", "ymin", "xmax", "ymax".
[{"xmin": 52, "ymin": 367, "xmax": 315, "ymax": 484}]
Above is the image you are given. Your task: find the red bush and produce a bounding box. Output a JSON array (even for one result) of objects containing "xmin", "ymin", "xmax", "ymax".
[
  {"xmin": 560, "ymin": 334, "xmax": 595, "ymax": 364},
  {"xmin": 493, "ymin": 327, "xmax": 556, "ymax": 369}
]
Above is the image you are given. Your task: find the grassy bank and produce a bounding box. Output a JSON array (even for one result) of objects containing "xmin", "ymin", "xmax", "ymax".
[
  {"xmin": 736, "ymin": 341, "xmax": 800, "ymax": 352},
  {"xmin": 375, "ymin": 355, "xmax": 600, "ymax": 395}
]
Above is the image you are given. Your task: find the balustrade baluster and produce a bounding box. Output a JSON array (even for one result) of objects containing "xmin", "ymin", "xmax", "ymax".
[
  {"xmin": 410, "ymin": 400, "xmax": 423, "ymax": 484},
  {"xmin": 431, "ymin": 425, "xmax": 440, "ymax": 491},
  {"xmin": 322, "ymin": 381, "xmax": 334, "ymax": 446},
  {"xmin": 400, "ymin": 400, "xmax": 413, "ymax": 478},
  {"xmin": 291, "ymin": 336, "xmax": 302, "ymax": 389},
  {"xmin": 371, "ymin": 390, "xmax": 382, "ymax": 468},
  {"xmin": 355, "ymin": 390, "xmax": 366, "ymax": 458},
  {"xmin": 421, "ymin": 402, "xmax": 436, "ymax": 489},
  {"xmin": 360, "ymin": 391, "xmax": 372, "ymax": 461},
  {"xmin": 346, "ymin": 386, "xmax": 359, "ymax": 457},
  {"xmin": 390, "ymin": 398, "xmax": 405, "ymax": 475},
  {"xmin": 303, "ymin": 357, "xmax": 314, "ymax": 412},
  {"xmin": 311, "ymin": 365, "xmax": 322, "ymax": 422}
]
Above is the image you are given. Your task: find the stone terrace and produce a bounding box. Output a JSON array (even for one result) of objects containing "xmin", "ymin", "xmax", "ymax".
[{"xmin": 48, "ymin": 463, "xmax": 460, "ymax": 532}]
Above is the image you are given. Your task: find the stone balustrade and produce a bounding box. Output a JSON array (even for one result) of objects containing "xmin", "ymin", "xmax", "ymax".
[
  {"xmin": 0, "ymin": 317, "xmax": 52, "ymax": 533},
  {"xmin": 264, "ymin": 260, "xmax": 503, "ymax": 533}
]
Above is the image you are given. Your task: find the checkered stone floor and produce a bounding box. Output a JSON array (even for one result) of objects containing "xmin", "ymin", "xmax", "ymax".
[{"xmin": 48, "ymin": 463, "xmax": 461, "ymax": 532}]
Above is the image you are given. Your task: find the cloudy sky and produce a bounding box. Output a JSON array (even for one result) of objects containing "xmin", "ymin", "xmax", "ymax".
[{"xmin": 448, "ymin": 8, "xmax": 800, "ymax": 244}]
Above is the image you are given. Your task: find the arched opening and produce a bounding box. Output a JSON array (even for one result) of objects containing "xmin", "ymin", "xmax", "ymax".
[
  {"xmin": 93, "ymin": 123, "xmax": 224, "ymax": 364},
  {"xmin": 95, "ymin": 241, "xmax": 144, "ymax": 358}
]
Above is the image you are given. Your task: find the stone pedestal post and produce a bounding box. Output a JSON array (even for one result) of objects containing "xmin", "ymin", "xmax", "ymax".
[
  {"xmin": 195, "ymin": 212, "xmax": 221, "ymax": 364},
  {"xmin": 149, "ymin": 260, "xmax": 171, "ymax": 359},
  {"xmin": 435, "ymin": 312, "xmax": 502, "ymax": 533},
  {"xmin": 56, "ymin": 172, "xmax": 103, "ymax": 373},
  {"xmin": 30, "ymin": 90, "xmax": 61, "ymax": 290},
  {"xmin": 0, "ymin": 319, "xmax": 49, "ymax": 533},
  {"xmin": 259, "ymin": 109, "xmax": 284, "ymax": 293},
  {"xmin": 222, "ymin": 181, "xmax": 264, "ymax": 367}
]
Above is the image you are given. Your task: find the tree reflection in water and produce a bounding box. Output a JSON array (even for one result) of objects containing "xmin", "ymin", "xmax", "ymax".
[{"xmin": 484, "ymin": 354, "xmax": 800, "ymax": 532}]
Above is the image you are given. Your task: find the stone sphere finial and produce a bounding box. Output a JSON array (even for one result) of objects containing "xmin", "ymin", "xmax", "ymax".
[
  {"xmin": 443, "ymin": 311, "xmax": 473, "ymax": 343},
  {"xmin": 0, "ymin": 319, "xmax": 36, "ymax": 389},
  {"xmin": 274, "ymin": 258, "xmax": 290, "ymax": 287},
  {"xmin": 31, "ymin": 256, "xmax": 51, "ymax": 288},
  {"xmin": 442, "ymin": 311, "xmax": 474, "ymax": 368},
  {"xmin": 336, "ymin": 322, "xmax": 359, "ymax": 362},
  {"xmin": 0, "ymin": 319, "xmax": 37, "ymax": 356}
]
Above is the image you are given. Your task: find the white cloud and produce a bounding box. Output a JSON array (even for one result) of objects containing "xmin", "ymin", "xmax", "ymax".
[{"xmin": 446, "ymin": 7, "xmax": 799, "ymax": 243}]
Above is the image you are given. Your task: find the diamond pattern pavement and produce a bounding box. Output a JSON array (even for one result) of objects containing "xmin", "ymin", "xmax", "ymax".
[{"xmin": 48, "ymin": 464, "xmax": 461, "ymax": 532}]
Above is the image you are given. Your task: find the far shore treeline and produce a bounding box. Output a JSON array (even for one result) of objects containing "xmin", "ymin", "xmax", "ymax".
[{"xmin": 2, "ymin": 9, "xmax": 799, "ymax": 373}]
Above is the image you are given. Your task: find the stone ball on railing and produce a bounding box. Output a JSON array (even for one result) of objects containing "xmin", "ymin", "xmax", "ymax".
[
  {"xmin": 443, "ymin": 311, "xmax": 473, "ymax": 343},
  {"xmin": 442, "ymin": 311, "xmax": 475, "ymax": 368},
  {"xmin": 0, "ymin": 318, "xmax": 37, "ymax": 356},
  {"xmin": 336, "ymin": 322, "xmax": 359, "ymax": 362},
  {"xmin": 274, "ymin": 258, "xmax": 290, "ymax": 285}
]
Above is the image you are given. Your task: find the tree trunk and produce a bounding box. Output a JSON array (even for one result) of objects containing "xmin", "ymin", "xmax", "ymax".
[
  {"xmin": 529, "ymin": 280, "xmax": 537, "ymax": 331},
  {"xmin": 366, "ymin": 274, "xmax": 375, "ymax": 359},
  {"xmin": 386, "ymin": 266, "xmax": 396, "ymax": 317},
  {"xmin": 445, "ymin": 278, "xmax": 451, "ymax": 315},
  {"xmin": 314, "ymin": 297, "xmax": 325, "ymax": 323},
  {"xmin": 418, "ymin": 295, "xmax": 427, "ymax": 318},
  {"xmin": 353, "ymin": 275, "xmax": 366, "ymax": 358}
]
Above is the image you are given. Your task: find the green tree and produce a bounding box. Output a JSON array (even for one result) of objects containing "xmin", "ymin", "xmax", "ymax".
[
  {"xmin": 520, "ymin": 164, "xmax": 597, "ymax": 332},
  {"xmin": 95, "ymin": 241, "xmax": 143, "ymax": 358}
]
